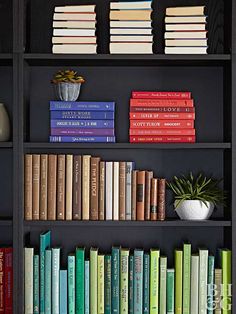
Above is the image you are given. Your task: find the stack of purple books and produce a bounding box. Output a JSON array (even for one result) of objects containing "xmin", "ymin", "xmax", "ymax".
[{"xmin": 49, "ymin": 101, "xmax": 116, "ymax": 143}]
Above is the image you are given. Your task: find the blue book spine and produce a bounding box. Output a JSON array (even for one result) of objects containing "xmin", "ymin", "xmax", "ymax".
[
  {"xmin": 85, "ymin": 261, "xmax": 90, "ymax": 314},
  {"xmin": 134, "ymin": 250, "xmax": 144, "ymax": 314},
  {"xmin": 143, "ymin": 254, "xmax": 150, "ymax": 314},
  {"xmin": 49, "ymin": 136, "xmax": 116, "ymax": 143},
  {"xmin": 50, "ymin": 120, "xmax": 115, "ymax": 128},
  {"xmin": 45, "ymin": 250, "xmax": 52, "ymax": 314},
  {"xmin": 68, "ymin": 255, "xmax": 75, "ymax": 314},
  {"xmin": 207, "ymin": 255, "xmax": 215, "ymax": 314},
  {"xmin": 112, "ymin": 247, "xmax": 120, "ymax": 313},
  {"xmin": 60, "ymin": 270, "xmax": 68, "ymax": 314},
  {"xmin": 51, "ymin": 128, "xmax": 115, "ymax": 136},
  {"xmin": 50, "ymin": 111, "xmax": 115, "ymax": 120},
  {"xmin": 50, "ymin": 101, "xmax": 115, "ymax": 111},
  {"xmin": 126, "ymin": 162, "xmax": 135, "ymax": 220},
  {"xmin": 52, "ymin": 248, "xmax": 60, "ymax": 314},
  {"xmin": 33, "ymin": 255, "xmax": 40, "ymax": 314}
]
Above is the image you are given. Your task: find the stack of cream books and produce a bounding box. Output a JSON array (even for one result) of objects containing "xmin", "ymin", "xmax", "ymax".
[
  {"xmin": 52, "ymin": 5, "xmax": 97, "ymax": 54},
  {"xmin": 165, "ymin": 6, "xmax": 208, "ymax": 54}
]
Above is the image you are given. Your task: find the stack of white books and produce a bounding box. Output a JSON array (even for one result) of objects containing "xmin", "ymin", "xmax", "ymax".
[
  {"xmin": 109, "ymin": 0, "xmax": 153, "ymax": 54},
  {"xmin": 52, "ymin": 5, "xmax": 97, "ymax": 54},
  {"xmin": 164, "ymin": 6, "xmax": 208, "ymax": 54}
]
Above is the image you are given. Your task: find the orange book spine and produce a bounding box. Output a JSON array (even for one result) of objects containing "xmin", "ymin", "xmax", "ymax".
[
  {"xmin": 136, "ymin": 171, "xmax": 145, "ymax": 221},
  {"xmin": 57, "ymin": 155, "xmax": 65, "ymax": 220},
  {"xmin": 40, "ymin": 154, "xmax": 48, "ymax": 220},
  {"xmin": 32, "ymin": 154, "xmax": 40, "ymax": 220},
  {"xmin": 158, "ymin": 179, "xmax": 166, "ymax": 221},
  {"xmin": 47, "ymin": 155, "xmax": 57, "ymax": 220},
  {"xmin": 24, "ymin": 154, "xmax": 32, "ymax": 220}
]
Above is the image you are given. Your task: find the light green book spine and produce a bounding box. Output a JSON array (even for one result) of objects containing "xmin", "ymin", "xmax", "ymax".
[
  {"xmin": 134, "ymin": 249, "xmax": 144, "ymax": 314},
  {"xmin": 207, "ymin": 256, "xmax": 215, "ymax": 314},
  {"xmin": 175, "ymin": 249, "xmax": 183, "ymax": 314},
  {"xmin": 90, "ymin": 248, "xmax": 98, "ymax": 314},
  {"xmin": 221, "ymin": 250, "xmax": 232, "ymax": 314},
  {"xmin": 68, "ymin": 255, "xmax": 75, "ymax": 314},
  {"xmin": 76, "ymin": 248, "xmax": 85, "ymax": 314},
  {"xmin": 52, "ymin": 248, "xmax": 60, "ymax": 314},
  {"xmin": 98, "ymin": 255, "xmax": 105, "ymax": 314},
  {"xmin": 120, "ymin": 249, "xmax": 129, "ymax": 314},
  {"xmin": 199, "ymin": 249, "xmax": 208, "ymax": 314},
  {"xmin": 129, "ymin": 256, "xmax": 134, "ymax": 314},
  {"xmin": 143, "ymin": 253, "xmax": 150, "ymax": 314},
  {"xmin": 33, "ymin": 255, "xmax": 40, "ymax": 314},
  {"xmin": 190, "ymin": 255, "xmax": 199, "ymax": 314},
  {"xmin": 150, "ymin": 249, "xmax": 160, "ymax": 314},
  {"xmin": 159, "ymin": 257, "xmax": 167, "ymax": 314},
  {"xmin": 166, "ymin": 269, "xmax": 175, "ymax": 314},
  {"xmin": 25, "ymin": 248, "xmax": 34, "ymax": 314},
  {"xmin": 105, "ymin": 255, "xmax": 111, "ymax": 314},
  {"xmin": 45, "ymin": 249, "xmax": 52, "ymax": 314},
  {"xmin": 183, "ymin": 244, "xmax": 191, "ymax": 314}
]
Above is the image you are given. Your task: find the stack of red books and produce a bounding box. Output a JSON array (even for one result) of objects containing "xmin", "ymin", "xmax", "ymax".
[{"xmin": 129, "ymin": 91, "xmax": 196, "ymax": 143}]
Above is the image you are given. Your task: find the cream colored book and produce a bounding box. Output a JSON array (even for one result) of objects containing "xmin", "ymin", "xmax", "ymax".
[
  {"xmin": 25, "ymin": 248, "xmax": 34, "ymax": 314},
  {"xmin": 166, "ymin": 24, "xmax": 206, "ymax": 31},
  {"xmin": 164, "ymin": 31, "xmax": 207, "ymax": 39},
  {"xmin": 110, "ymin": 1, "xmax": 152, "ymax": 10},
  {"xmin": 165, "ymin": 16, "xmax": 207, "ymax": 23},
  {"xmin": 52, "ymin": 37, "xmax": 97, "ymax": 44},
  {"xmin": 165, "ymin": 46, "xmax": 207, "ymax": 54},
  {"xmin": 165, "ymin": 39, "xmax": 208, "ymax": 46},
  {"xmin": 110, "ymin": 42, "xmax": 153, "ymax": 54},
  {"xmin": 110, "ymin": 20, "xmax": 152, "ymax": 28},
  {"xmin": 111, "ymin": 35, "xmax": 153, "ymax": 42},
  {"xmin": 166, "ymin": 6, "xmax": 206, "ymax": 16},
  {"xmin": 106, "ymin": 162, "xmax": 113, "ymax": 220},
  {"xmin": 53, "ymin": 13, "xmax": 96, "ymax": 21},
  {"xmin": 113, "ymin": 162, "xmax": 119, "ymax": 221},
  {"xmin": 53, "ymin": 21, "xmax": 96, "ymax": 28},
  {"xmin": 66, "ymin": 155, "xmax": 73, "ymax": 220},
  {"xmin": 82, "ymin": 155, "xmax": 91, "ymax": 220},
  {"xmin": 110, "ymin": 10, "xmax": 152, "ymax": 21},
  {"xmin": 98, "ymin": 255, "xmax": 105, "ymax": 314},
  {"xmin": 53, "ymin": 29, "xmax": 96, "ymax": 36},
  {"xmin": 52, "ymin": 44, "xmax": 97, "ymax": 54},
  {"xmin": 55, "ymin": 5, "xmax": 95, "ymax": 13},
  {"xmin": 110, "ymin": 28, "xmax": 152, "ymax": 35}
]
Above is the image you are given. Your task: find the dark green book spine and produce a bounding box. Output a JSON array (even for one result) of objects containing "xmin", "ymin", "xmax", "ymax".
[
  {"xmin": 105, "ymin": 255, "xmax": 112, "ymax": 314},
  {"xmin": 112, "ymin": 247, "xmax": 120, "ymax": 313},
  {"xmin": 33, "ymin": 255, "xmax": 39, "ymax": 314},
  {"xmin": 207, "ymin": 255, "xmax": 215, "ymax": 314},
  {"xmin": 76, "ymin": 248, "xmax": 85, "ymax": 314},
  {"xmin": 129, "ymin": 255, "xmax": 134, "ymax": 314},
  {"xmin": 143, "ymin": 253, "xmax": 150, "ymax": 314}
]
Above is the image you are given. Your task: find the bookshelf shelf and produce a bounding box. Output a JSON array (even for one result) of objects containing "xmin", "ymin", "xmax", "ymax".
[
  {"xmin": 0, "ymin": 142, "xmax": 13, "ymax": 148},
  {"xmin": 0, "ymin": 219, "xmax": 13, "ymax": 226}
]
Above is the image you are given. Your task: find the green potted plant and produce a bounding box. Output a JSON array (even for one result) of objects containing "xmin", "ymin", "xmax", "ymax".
[
  {"xmin": 52, "ymin": 70, "xmax": 85, "ymax": 101},
  {"xmin": 167, "ymin": 173, "xmax": 226, "ymax": 220}
]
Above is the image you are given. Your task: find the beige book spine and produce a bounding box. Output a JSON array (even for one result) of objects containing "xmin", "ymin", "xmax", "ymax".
[
  {"xmin": 66, "ymin": 155, "xmax": 73, "ymax": 220},
  {"xmin": 32, "ymin": 154, "xmax": 40, "ymax": 220},
  {"xmin": 119, "ymin": 162, "xmax": 126, "ymax": 220},
  {"xmin": 40, "ymin": 154, "xmax": 48, "ymax": 220},
  {"xmin": 113, "ymin": 162, "xmax": 119, "ymax": 221},
  {"xmin": 82, "ymin": 155, "xmax": 91, "ymax": 220},
  {"xmin": 24, "ymin": 154, "xmax": 33, "ymax": 220},
  {"xmin": 57, "ymin": 155, "xmax": 65, "ymax": 220},
  {"xmin": 47, "ymin": 155, "xmax": 57, "ymax": 220},
  {"xmin": 99, "ymin": 161, "xmax": 105, "ymax": 220}
]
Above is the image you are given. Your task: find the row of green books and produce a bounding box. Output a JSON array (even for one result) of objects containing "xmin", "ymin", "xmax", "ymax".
[{"xmin": 24, "ymin": 231, "xmax": 232, "ymax": 314}]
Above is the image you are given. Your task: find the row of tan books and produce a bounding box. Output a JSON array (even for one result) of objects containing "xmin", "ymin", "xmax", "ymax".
[{"xmin": 24, "ymin": 154, "xmax": 166, "ymax": 221}]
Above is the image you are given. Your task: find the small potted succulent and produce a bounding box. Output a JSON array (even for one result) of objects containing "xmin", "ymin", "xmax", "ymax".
[
  {"xmin": 52, "ymin": 70, "xmax": 85, "ymax": 101},
  {"xmin": 167, "ymin": 173, "xmax": 226, "ymax": 220}
]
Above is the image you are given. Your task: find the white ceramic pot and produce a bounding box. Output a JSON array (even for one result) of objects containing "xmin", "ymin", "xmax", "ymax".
[
  {"xmin": 55, "ymin": 82, "xmax": 81, "ymax": 101},
  {"xmin": 175, "ymin": 200, "xmax": 214, "ymax": 220}
]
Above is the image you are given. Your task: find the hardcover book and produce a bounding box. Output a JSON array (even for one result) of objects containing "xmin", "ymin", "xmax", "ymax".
[
  {"xmin": 134, "ymin": 249, "xmax": 144, "ymax": 314},
  {"xmin": 50, "ymin": 101, "xmax": 115, "ymax": 111}
]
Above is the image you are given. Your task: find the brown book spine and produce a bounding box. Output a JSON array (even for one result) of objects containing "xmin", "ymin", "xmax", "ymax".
[
  {"xmin": 158, "ymin": 178, "xmax": 166, "ymax": 221},
  {"xmin": 131, "ymin": 170, "xmax": 137, "ymax": 220},
  {"xmin": 82, "ymin": 155, "xmax": 91, "ymax": 220},
  {"xmin": 90, "ymin": 157, "xmax": 100, "ymax": 220},
  {"xmin": 40, "ymin": 154, "xmax": 48, "ymax": 220},
  {"xmin": 66, "ymin": 155, "xmax": 73, "ymax": 220},
  {"xmin": 24, "ymin": 154, "xmax": 32, "ymax": 220},
  {"xmin": 73, "ymin": 155, "xmax": 82, "ymax": 220},
  {"xmin": 57, "ymin": 155, "xmax": 65, "ymax": 220},
  {"xmin": 136, "ymin": 171, "xmax": 145, "ymax": 221},
  {"xmin": 150, "ymin": 178, "xmax": 158, "ymax": 221},
  {"xmin": 47, "ymin": 155, "xmax": 57, "ymax": 220},
  {"xmin": 99, "ymin": 161, "xmax": 105, "ymax": 220},
  {"xmin": 32, "ymin": 154, "xmax": 40, "ymax": 220},
  {"xmin": 145, "ymin": 171, "xmax": 153, "ymax": 220},
  {"xmin": 119, "ymin": 162, "xmax": 126, "ymax": 220}
]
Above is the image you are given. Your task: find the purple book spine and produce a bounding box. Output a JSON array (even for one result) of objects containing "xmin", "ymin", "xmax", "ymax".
[
  {"xmin": 49, "ymin": 136, "xmax": 116, "ymax": 143},
  {"xmin": 50, "ymin": 111, "xmax": 115, "ymax": 120},
  {"xmin": 51, "ymin": 128, "xmax": 115, "ymax": 136},
  {"xmin": 50, "ymin": 101, "xmax": 115, "ymax": 111},
  {"xmin": 51, "ymin": 120, "xmax": 115, "ymax": 128}
]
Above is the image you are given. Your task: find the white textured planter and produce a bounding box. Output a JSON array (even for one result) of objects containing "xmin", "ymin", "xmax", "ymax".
[
  {"xmin": 175, "ymin": 200, "xmax": 214, "ymax": 220},
  {"xmin": 55, "ymin": 82, "xmax": 81, "ymax": 101}
]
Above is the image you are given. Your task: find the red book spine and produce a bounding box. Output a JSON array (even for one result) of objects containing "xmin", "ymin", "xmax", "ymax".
[
  {"xmin": 130, "ymin": 106, "xmax": 195, "ymax": 112},
  {"xmin": 130, "ymin": 99, "xmax": 194, "ymax": 107},
  {"xmin": 130, "ymin": 120, "xmax": 194, "ymax": 129},
  {"xmin": 0, "ymin": 249, "xmax": 4, "ymax": 314},
  {"xmin": 130, "ymin": 112, "xmax": 195, "ymax": 120},
  {"xmin": 132, "ymin": 91, "xmax": 191, "ymax": 99},
  {"xmin": 4, "ymin": 248, "xmax": 13, "ymax": 314},
  {"xmin": 130, "ymin": 136, "xmax": 196, "ymax": 143},
  {"xmin": 129, "ymin": 128, "xmax": 196, "ymax": 136}
]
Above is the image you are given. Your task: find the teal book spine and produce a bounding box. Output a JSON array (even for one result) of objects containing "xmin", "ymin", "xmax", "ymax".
[
  {"xmin": 45, "ymin": 249, "xmax": 52, "ymax": 314},
  {"xmin": 112, "ymin": 247, "xmax": 120, "ymax": 313},
  {"xmin": 40, "ymin": 231, "xmax": 51, "ymax": 314},
  {"xmin": 105, "ymin": 255, "xmax": 111, "ymax": 314},
  {"xmin": 52, "ymin": 248, "xmax": 60, "ymax": 314},
  {"xmin": 183, "ymin": 244, "xmax": 191, "ymax": 314},
  {"xmin": 134, "ymin": 249, "xmax": 144, "ymax": 314},
  {"xmin": 33, "ymin": 255, "xmax": 40, "ymax": 314},
  {"xmin": 68, "ymin": 255, "xmax": 75, "ymax": 314},
  {"xmin": 207, "ymin": 256, "xmax": 215, "ymax": 314},
  {"xmin": 75, "ymin": 248, "xmax": 85, "ymax": 314},
  {"xmin": 143, "ymin": 253, "xmax": 150, "ymax": 314},
  {"xmin": 60, "ymin": 270, "xmax": 68, "ymax": 314},
  {"xmin": 129, "ymin": 256, "xmax": 134, "ymax": 314},
  {"xmin": 85, "ymin": 260, "xmax": 90, "ymax": 314},
  {"xmin": 167, "ymin": 269, "xmax": 175, "ymax": 314}
]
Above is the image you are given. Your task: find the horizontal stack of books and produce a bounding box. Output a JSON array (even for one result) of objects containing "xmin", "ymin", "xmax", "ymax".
[
  {"xmin": 49, "ymin": 101, "xmax": 116, "ymax": 143},
  {"xmin": 129, "ymin": 91, "xmax": 196, "ymax": 143},
  {"xmin": 0, "ymin": 247, "xmax": 13, "ymax": 313},
  {"xmin": 24, "ymin": 154, "xmax": 166, "ymax": 221},
  {"xmin": 109, "ymin": 1, "xmax": 153, "ymax": 54},
  {"xmin": 165, "ymin": 6, "xmax": 208, "ymax": 54},
  {"xmin": 52, "ymin": 5, "xmax": 97, "ymax": 54},
  {"xmin": 25, "ymin": 231, "xmax": 232, "ymax": 314}
]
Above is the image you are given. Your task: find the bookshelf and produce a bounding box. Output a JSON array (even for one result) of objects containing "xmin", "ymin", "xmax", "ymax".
[{"xmin": 0, "ymin": 0, "xmax": 235, "ymax": 312}]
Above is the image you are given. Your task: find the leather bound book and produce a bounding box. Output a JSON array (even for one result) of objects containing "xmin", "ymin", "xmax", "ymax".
[
  {"xmin": 136, "ymin": 171, "xmax": 146, "ymax": 221},
  {"xmin": 82, "ymin": 155, "xmax": 91, "ymax": 220},
  {"xmin": 40, "ymin": 154, "xmax": 48, "ymax": 220},
  {"xmin": 145, "ymin": 171, "xmax": 153, "ymax": 220},
  {"xmin": 24, "ymin": 154, "xmax": 33, "ymax": 220},
  {"xmin": 158, "ymin": 179, "xmax": 166, "ymax": 221},
  {"xmin": 66, "ymin": 155, "xmax": 73, "ymax": 220},
  {"xmin": 57, "ymin": 155, "xmax": 65, "ymax": 220},
  {"xmin": 32, "ymin": 154, "xmax": 40, "ymax": 220},
  {"xmin": 90, "ymin": 157, "xmax": 100, "ymax": 220},
  {"xmin": 73, "ymin": 155, "xmax": 82, "ymax": 220},
  {"xmin": 47, "ymin": 155, "xmax": 57, "ymax": 220},
  {"xmin": 119, "ymin": 162, "xmax": 126, "ymax": 220},
  {"xmin": 131, "ymin": 170, "xmax": 138, "ymax": 220},
  {"xmin": 99, "ymin": 161, "xmax": 105, "ymax": 220},
  {"xmin": 150, "ymin": 178, "xmax": 158, "ymax": 221}
]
